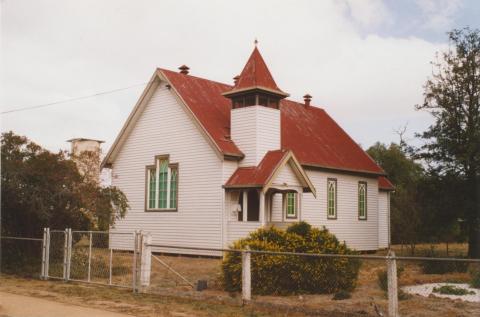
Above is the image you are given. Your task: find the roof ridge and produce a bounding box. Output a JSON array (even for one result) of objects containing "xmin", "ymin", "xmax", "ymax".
[{"xmin": 157, "ymin": 68, "xmax": 233, "ymax": 88}]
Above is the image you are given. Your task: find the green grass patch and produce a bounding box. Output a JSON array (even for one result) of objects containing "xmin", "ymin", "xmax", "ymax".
[{"xmin": 433, "ymin": 285, "xmax": 474, "ymax": 296}]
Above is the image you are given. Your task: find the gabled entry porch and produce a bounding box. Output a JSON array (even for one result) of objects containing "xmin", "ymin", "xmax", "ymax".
[{"xmin": 224, "ymin": 150, "xmax": 316, "ymax": 246}]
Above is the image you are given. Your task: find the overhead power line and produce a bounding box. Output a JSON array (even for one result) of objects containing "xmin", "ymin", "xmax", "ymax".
[{"xmin": 1, "ymin": 82, "xmax": 148, "ymax": 115}]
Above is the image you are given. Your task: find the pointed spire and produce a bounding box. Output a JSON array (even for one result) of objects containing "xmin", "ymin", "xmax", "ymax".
[{"xmin": 223, "ymin": 46, "xmax": 288, "ymax": 98}]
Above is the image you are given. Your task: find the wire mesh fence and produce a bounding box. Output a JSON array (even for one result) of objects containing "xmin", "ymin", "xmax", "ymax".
[
  {"xmin": 47, "ymin": 230, "xmax": 67, "ymax": 279},
  {"xmin": 69, "ymin": 230, "xmax": 134, "ymax": 287},
  {"xmin": 142, "ymin": 244, "xmax": 480, "ymax": 317},
  {"xmin": 3, "ymin": 230, "xmax": 480, "ymax": 317},
  {"xmin": 0, "ymin": 236, "xmax": 43, "ymax": 278},
  {"xmin": 396, "ymin": 258, "xmax": 480, "ymax": 317}
]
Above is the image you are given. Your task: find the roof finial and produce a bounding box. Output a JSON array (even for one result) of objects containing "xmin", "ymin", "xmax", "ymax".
[{"xmin": 254, "ymin": 38, "xmax": 258, "ymax": 47}]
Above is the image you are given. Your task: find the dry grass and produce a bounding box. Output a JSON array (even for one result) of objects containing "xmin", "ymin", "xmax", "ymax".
[
  {"xmin": 2, "ymin": 243, "xmax": 478, "ymax": 316},
  {"xmin": 145, "ymin": 245, "xmax": 479, "ymax": 317},
  {"xmin": 0, "ymin": 275, "xmax": 371, "ymax": 317}
]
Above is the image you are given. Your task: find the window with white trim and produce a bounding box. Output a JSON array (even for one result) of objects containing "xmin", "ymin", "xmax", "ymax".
[
  {"xmin": 327, "ymin": 179, "xmax": 337, "ymax": 219},
  {"xmin": 285, "ymin": 192, "xmax": 297, "ymax": 218},
  {"xmin": 358, "ymin": 181, "xmax": 367, "ymax": 219},
  {"xmin": 146, "ymin": 157, "xmax": 178, "ymax": 211}
]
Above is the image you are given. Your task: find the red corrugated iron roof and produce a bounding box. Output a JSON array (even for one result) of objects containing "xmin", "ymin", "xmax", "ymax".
[
  {"xmin": 378, "ymin": 176, "xmax": 395, "ymax": 191},
  {"xmin": 160, "ymin": 68, "xmax": 242, "ymax": 157},
  {"xmin": 281, "ymin": 100, "xmax": 384, "ymax": 174},
  {"xmin": 159, "ymin": 68, "xmax": 385, "ymax": 176},
  {"xmin": 225, "ymin": 150, "xmax": 288, "ymax": 187},
  {"xmin": 223, "ymin": 47, "xmax": 288, "ymax": 97}
]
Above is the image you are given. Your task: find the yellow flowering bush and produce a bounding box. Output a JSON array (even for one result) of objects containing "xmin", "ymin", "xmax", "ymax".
[{"xmin": 222, "ymin": 222, "xmax": 360, "ymax": 295}]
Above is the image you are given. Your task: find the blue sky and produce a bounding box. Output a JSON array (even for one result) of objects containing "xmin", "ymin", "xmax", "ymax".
[
  {"xmin": 378, "ymin": 0, "xmax": 480, "ymax": 41},
  {"xmin": 1, "ymin": 0, "xmax": 480, "ymax": 153}
]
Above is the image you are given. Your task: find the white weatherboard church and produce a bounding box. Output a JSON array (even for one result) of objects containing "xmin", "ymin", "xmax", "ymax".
[{"xmin": 102, "ymin": 46, "xmax": 394, "ymax": 254}]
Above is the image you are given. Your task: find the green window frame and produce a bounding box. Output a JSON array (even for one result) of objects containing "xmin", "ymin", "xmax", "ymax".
[
  {"xmin": 158, "ymin": 159, "xmax": 169, "ymax": 209},
  {"xmin": 148, "ymin": 169, "xmax": 156, "ymax": 209},
  {"xmin": 169, "ymin": 168, "xmax": 178, "ymax": 209},
  {"xmin": 146, "ymin": 156, "xmax": 178, "ymax": 211},
  {"xmin": 327, "ymin": 178, "xmax": 337, "ymax": 219},
  {"xmin": 358, "ymin": 181, "xmax": 367, "ymax": 220},
  {"xmin": 285, "ymin": 192, "xmax": 297, "ymax": 218}
]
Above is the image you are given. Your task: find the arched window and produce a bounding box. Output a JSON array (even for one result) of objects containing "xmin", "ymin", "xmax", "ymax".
[
  {"xmin": 358, "ymin": 182, "xmax": 367, "ymax": 220},
  {"xmin": 327, "ymin": 179, "xmax": 337, "ymax": 219},
  {"xmin": 146, "ymin": 156, "xmax": 178, "ymax": 211}
]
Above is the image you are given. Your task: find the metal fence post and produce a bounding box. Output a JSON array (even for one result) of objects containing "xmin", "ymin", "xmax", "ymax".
[
  {"xmin": 63, "ymin": 229, "xmax": 69, "ymax": 280},
  {"xmin": 140, "ymin": 232, "xmax": 152, "ymax": 289},
  {"xmin": 109, "ymin": 247, "xmax": 113, "ymax": 285},
  {"xmin": 41, "ymin": 228, "xmax": 47, "ymax": 279},
  {"xmin": 387, "ymin": 251, "xmax": 399, "ymax": 317},
  {"xmin": 67, "ymin": 228, "xmax": 72, "ymax": 281},
  {"xmin": 242, "ymin": 246, "xmax": 251, "ymax": 302},
  {"xmin": 45, "ymin": 228, "xmax": 50, "ymax": 279},
  {"xmin": 88, "ymin": 231, "xmax": 92, "ymax": 282},
  {"xmin": 132, "ymin": 230, "xmax": 139, "ymax": 293}
]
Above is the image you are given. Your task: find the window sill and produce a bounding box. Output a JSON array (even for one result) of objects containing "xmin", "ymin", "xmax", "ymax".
[
  {"xmin": 327, "ymin": 216, "xmax": 337, "ymax": 220},
  {"xmin": 358, "ymin": 217, "xmax": 367, "ymax": 221},
  {"xmin": 145, "ymin": 208, "xmax": 178, "ymax": 212}
]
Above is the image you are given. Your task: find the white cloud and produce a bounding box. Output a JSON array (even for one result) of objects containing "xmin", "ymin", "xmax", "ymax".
[
  {"xmin": 1, "ymin": 0, "xmax": 445, "ymax": 153},
  {"xmin": 343, "ymin": 0, "xmax": 393, "ymax": 29},
  {"xmin": 415, "ymin": 0, "xmax": 463, "ymax": 31}
]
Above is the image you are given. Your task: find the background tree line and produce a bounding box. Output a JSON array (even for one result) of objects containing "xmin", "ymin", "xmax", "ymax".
[{"xmin": 367, "ymin": 28, "xmax": 480, "ymax": 258}]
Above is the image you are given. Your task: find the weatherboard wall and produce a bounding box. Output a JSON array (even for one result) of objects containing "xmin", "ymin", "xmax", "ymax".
[
  {"xmin": 231, "ymin": 106, "xmax": 280, "ymax": 167},
  {"xmin": 301, "ymin": 170, "xmax": 380, "ymax": 251},
  {"xmin": 378, "ymin": 191, "xmax": 390, "ymax": 249},
  {"xmin": 109, "ymin": 82, "xmax": 223, "ymax": 253}
]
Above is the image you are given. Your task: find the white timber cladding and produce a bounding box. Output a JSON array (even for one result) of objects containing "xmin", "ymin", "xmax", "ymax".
[
  {"xmin": 222, "ymin": 160, "xmax": 239, "ymax": 247},
  {"xmin": 378, "ymin": 191, "xmax": 390, "ymax": 248},
  {"xmin": 301, "ymin": 170, "xmax": 380, "ymax": 251},
  {"xmin": 270, "ymin": 162, "xmax": 304, "ymax": 222},
  {"xmin": 227, "ymin": 221, "xmax": 262, "ymax": 246},
  {"xmin": 109, "ymin": 83, "xmax": 224, "ymax": 253},
  {"xmin": 231, "ymin": 106, "xmax": 280, "ymax": 166}
]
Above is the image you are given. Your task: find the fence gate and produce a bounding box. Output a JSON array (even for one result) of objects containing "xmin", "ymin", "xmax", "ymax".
[
  {"xmin": 42, "ymin": 228, "xmax": 140, "ymax": 290},
  {"xmin": 45, "ymin": 229, "xmax": 68, "ymax": 279}
]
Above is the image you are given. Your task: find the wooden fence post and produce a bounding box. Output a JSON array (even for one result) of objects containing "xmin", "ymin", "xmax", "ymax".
[
  {"xmin": 242, "ymin": 246, "xmax": 251, "ymax": 302},
  {"xmin": 387, "ymin": 251, "xmax": 399, "ymax": 317}
]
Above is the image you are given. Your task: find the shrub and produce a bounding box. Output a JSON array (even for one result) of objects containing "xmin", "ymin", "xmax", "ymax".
[
  {"xmin": 377, "ymin": 267, "xmax": 404, "ymax": 292},
  {"xmin": 332, "ymin": 290, "xmax": 351, "ymax": 300},
  {"xmin": 286, "ymin": 221, "xmax": 312, "ymax": 237},
  {"xmin": 222, "ymin": 222, "xmax": 360, "ymax": 295},
  {"xmin": 420, "ymin": 260, "xmax": 469, "ymax": 274},
  {"xmin": 433, "ymin": 285, "xmax": 474, "ymax": 296},
  {"xmin": 470, "ymin": 268, "xmax": 480, "ymax": 289}
]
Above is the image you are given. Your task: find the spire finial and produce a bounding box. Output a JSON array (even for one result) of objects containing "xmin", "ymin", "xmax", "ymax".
[{"xmin": 254, "ymin": 38, "xmax": 258, "ymax": 47}]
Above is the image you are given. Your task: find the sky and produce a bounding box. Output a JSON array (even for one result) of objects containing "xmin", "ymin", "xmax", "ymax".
[{"xmin": 1, "ymin": 0, "xmax": 480, "ymax": 154}]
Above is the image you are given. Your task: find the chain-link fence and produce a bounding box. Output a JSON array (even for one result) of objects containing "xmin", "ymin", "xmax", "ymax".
[
  {"xmin": 69, "ymin": 230, "xmax": 134, "ymax": 287},
  {"xmin": 0, "ymin": 235, "xmax": 43, "ymax": 278},
  {"xmin": 47, "ymin": 230, "xmax": 67, "ymax": 279}
]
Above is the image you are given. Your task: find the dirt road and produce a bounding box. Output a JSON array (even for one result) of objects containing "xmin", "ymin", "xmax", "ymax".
[{"xmin": 0, "ymin": 292, "xmax": 133, "ymax": 317}]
